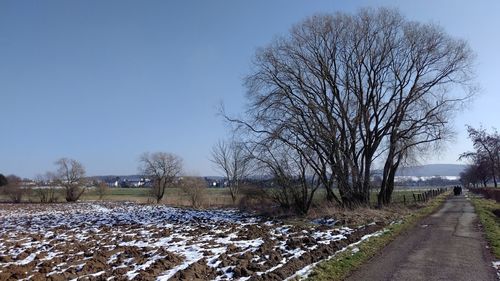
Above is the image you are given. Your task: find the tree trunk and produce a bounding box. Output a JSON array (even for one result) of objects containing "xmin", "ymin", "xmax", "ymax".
[
  {"xmin": 382, "ymin": 167, "xmax": 397, "ymax": 205},
  {"xmin": 378, "ymin": 153, "xmax": 400, "ymax": 206}
]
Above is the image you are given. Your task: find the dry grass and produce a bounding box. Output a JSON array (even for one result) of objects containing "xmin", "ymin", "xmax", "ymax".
[
  {"xmin": 307, "ymin": 203, "xmax": 417, "ymax": 227},
  {"xmin": 469, "ymin": 195, "xmax": 500, "ymax": 259}
]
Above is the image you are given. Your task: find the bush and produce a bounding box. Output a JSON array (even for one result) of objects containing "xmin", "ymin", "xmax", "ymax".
[
  {"xmin": 96, "ymin": 182, "xmax": 109, "ymax": 200},
  {"xmin": 469, "ymin": 188, "xmax": 500, "ymax": 203},
  {"xmin": 238, "ymin": 185, "xmax": 276, "ymax": 214},
  {"xmin": 35, "ymin": 187, "xmax": 58, "ymax": 203},
  {"xmin": 3, "ymin": 175, "xmax": 29, "ymax": 203},
  {"xmin": 180, "ymin": 177, "xmax": 206, "ymax": 208},
  {"xmin": 5, "ymin": 185, "xmax": 27, "ymax": 203},
  {"xmin": 64, "ymin": 185, "xmax": 85, "ymax": 202}
]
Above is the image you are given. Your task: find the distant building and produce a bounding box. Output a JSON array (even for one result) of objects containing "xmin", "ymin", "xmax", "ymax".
[{"xmin": 104, "ymin": 177, "xmax": 151, "ymax": 188}]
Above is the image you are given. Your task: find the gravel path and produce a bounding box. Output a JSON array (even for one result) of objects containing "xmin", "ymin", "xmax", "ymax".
[{"xmin": 345, "ymin": 191, "xmax": 497, "ymax": 281}]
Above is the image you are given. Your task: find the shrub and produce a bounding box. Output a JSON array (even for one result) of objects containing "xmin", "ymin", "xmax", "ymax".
[
  {"xmin": 469, "ymin": 188, "xmax": 500, "ymax": 203},
  {"xmin": 64, "ymin": 185, "xmax": 85, "ymax": 202},
  {"xmin": 180, "ymin": 177, "xmax": 207, "ymax": 208},
  {"xmin": 238, "ymin": 185, "xmax": 276, "ymax": 215},
  {"xmin": 3, "ymin": 175, "xmax": 29, "ymax": 203},
  {"xmin": 96, "ymin": 182, "xmax": 109, "ymax": 200},
  {"xmin": 35, "ymin": 187, "xmax": 58, "ymax": 203}
]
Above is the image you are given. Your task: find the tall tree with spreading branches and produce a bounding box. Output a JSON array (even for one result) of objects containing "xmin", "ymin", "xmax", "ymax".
[
  {"xmin": 55, "ymin": 158, "xmax": 86, "ymax": 202},
  {"xmin": 139, "ymin": 152, "xmax": 183, "ymax": 203},
  {"xmin": 229, "ymin": 8, "xmax": 475, "ymax": 207}
]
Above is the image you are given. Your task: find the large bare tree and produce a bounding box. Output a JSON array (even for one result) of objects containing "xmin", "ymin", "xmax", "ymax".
[
  {"xmin": 232, "ymin": 8, "xmax": 475, "ymax": 207},
  {"xmin": 210, "ymin": 139, "xmax": 253, "ymax": 203},
  {"xmin": 55, "ymin": 158, "xmax": 86, "ymax": 202},
  {"xmin": 139, "ymin": 152, "xmax": 183, "ymax": 203}
]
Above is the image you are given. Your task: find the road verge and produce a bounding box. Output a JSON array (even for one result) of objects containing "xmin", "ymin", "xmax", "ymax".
[
  {"xmin": 469, "ymin": 193, "xmax": 500, "ymax": 277},
  {"xmin": 306, "ymin": 191, "xmax": 451, "ymax": 281}
]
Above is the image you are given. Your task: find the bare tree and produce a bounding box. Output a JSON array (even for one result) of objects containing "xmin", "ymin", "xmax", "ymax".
[
  {"xmin": 459, "ymin": 162, "xmax": 490, "ymax": 188},
  {"xmin": 230, "ymin": 8, "xmax": 475, "ymax": 207},
  {"xmin": 210, "ymin": 139, "xmax": 253, "ymax": 203},
  {"xmin": 460, "ymin": 126, "xmax": 500, "ymax": 187},
  {"xmin": 34, "ymin": 172, "xmax": 59, "ymax": 203},
  {"xmin": 139, "ymin": 152, "xmax": 183, "ymax": 203},
  {"xmin": 180, "ymin": 176, "xmax": 207, "ymax": 208},
  {"xmin": 55, "ymin": 158, "xmax": 86, "ymax": 202}
]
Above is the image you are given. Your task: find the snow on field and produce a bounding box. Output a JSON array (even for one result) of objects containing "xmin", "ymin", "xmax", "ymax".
[
  {"xmin": 493, "ymin": 261, "xmax": 500, "ymax": 279},
  {"xmin": 0, "ymin": 202, "xmax": 384, "ymax": 280}
]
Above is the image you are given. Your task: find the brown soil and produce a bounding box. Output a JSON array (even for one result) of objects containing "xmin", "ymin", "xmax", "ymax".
[{"xmin": 0, "ymin": 202, "xmax": 388, "ymax": 280}]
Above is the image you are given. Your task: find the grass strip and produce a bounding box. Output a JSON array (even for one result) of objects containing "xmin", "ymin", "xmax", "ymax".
[
  {"xmin": 469, "ymin": 195, "xmax": 500, "ymax": 259},
  {"xmin": 306, "ymin": 191, "xmax": 451, "ymax": 281}
]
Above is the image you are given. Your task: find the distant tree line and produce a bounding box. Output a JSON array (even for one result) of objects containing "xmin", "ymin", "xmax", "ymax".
[
  {"xmin": 460, "ymin": 126, "xmax": 500, "ymax": 188},
  {"xmin": 1, "ymin": 158, "xmax": 88, "ymax": 203}
]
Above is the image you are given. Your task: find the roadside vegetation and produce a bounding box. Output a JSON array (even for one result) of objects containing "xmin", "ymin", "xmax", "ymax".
[{"xmin": 469, "ymin": 192, "xmax": 500, "ymax": 259}]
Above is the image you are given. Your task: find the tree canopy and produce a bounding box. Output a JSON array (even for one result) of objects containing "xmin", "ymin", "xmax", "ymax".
[{"xmin": 231, "ymin": 8, "xmax": 475, "ymax": 209}]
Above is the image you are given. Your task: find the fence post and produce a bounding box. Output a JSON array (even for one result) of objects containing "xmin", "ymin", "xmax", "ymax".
[{"xmin": 403, "ymin": 195, "xmax": 406, "ymax": 205}]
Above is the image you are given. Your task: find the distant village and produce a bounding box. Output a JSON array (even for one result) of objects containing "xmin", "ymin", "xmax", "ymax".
[
  {"xmin": 95, "ymin": 176, "xmax": 228, "ymax": 188},
  {"xmin": 18, "ymin": 174, "xmax": 460, "ymax": 189}
]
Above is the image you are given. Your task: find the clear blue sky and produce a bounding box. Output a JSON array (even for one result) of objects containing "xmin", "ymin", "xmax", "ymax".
[{"xmin": 1, "ymin": 0, "xmax": 499, "ymax": 178}]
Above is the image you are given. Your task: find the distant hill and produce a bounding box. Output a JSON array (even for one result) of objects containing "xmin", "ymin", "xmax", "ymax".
[{"xmin": 395, "ymin": 164, "xmax": 467, "ymax": 177}]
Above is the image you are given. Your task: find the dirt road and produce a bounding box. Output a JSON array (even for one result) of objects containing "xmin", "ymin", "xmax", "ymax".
[{"xmin": 345, "ymin": 192, "xmax": 497, "ymax": 281}]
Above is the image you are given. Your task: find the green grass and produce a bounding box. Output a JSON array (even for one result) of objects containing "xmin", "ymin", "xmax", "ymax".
[
  {"xmin": 82, "ymin": 187, "xmax": 235, "ymax": 206},
  {"xmin": 0, "ymin": 187, "xmax": 236, "ymax": 206},
  {"xmin": 469, "ymin": 195, "xmax": 500, "ymax": 259},
  {"xmin": 306, "ymin": 191, "xmax": 451, "ymax": 281},
  {"xmin": 311, "ymin": 188, "xmax": 445, "ymax": 207}
]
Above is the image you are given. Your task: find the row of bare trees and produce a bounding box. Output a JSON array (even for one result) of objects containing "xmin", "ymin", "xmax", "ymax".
[
  {"xmin": 460, "ymin": 126, "xmax": 500, "ymax": 188},
  {"xmin": 2, "ymin": 152, "xmax": 201, "ymax": 205},
  {"xmin": 217, "ymin": 8, "xmax": 474, "ymax": 213},
  {"xmin": 0, "ymin": 158, "xmax": 87, "ymax": 203},
  {"xmin": 2, "ymin": 152, "xmax": 209, "ymax": 208}
]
